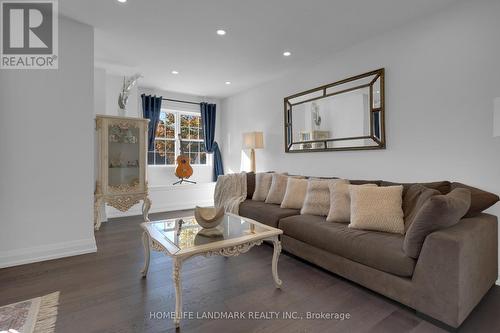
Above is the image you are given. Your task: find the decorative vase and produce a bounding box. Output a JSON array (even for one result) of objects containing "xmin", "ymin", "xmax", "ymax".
[
  {"xmin": 194, "ymin": 206, "xmax": 224, "ymax": 237},
  {"xmin": 118, "ymin": 107, "xmax": 126, "ymax": 117}
]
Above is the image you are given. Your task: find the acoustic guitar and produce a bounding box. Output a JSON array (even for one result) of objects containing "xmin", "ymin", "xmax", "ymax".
[{"xmin": 173, "ymin": 134, "xmax": 195, "ymax": 185}]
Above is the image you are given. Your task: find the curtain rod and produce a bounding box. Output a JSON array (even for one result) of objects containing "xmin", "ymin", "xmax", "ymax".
[{"xmin": 162, "ymin": 98, "xmax": 200, "ymax": 106}]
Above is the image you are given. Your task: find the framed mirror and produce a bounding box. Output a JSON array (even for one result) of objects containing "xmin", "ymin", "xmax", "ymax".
[{"xmin": 284, "ymin": 68, "xmax": 385, "ymax": 153}]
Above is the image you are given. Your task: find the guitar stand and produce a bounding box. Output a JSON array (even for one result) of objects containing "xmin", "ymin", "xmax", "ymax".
[{"xmin": 172, "ymin": 178, "xmax": 197, "ymax": 185}]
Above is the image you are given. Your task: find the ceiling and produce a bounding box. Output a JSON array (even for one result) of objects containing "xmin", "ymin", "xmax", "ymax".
[{"xmin": 60, "ymin": 0, "xmax": 456, "ymax": 98}]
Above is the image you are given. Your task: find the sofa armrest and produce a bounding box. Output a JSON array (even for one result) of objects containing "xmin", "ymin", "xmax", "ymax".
[{"xmin": 411, "ymin": 213, "xmax": 498, "ymax": 328}]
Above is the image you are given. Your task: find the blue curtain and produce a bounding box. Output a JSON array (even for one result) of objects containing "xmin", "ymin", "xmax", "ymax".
[
  {"xmin": 201, "ymin": 103, "xmax": 224, "ymax": 181},
  {"xmin": 141, "ymin": 94, "xmax": 162, "ymax": 152}
]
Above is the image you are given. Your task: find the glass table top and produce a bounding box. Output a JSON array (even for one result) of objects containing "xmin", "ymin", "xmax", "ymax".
[{"xmin": 149, "ymin": 214, "xmax": 276, "ymax": 254}]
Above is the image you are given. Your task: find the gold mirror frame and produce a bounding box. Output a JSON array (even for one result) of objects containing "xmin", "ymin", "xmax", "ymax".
[{"xmin": 284, "ymin": 68, "xmax": 385, "ymax": 153}]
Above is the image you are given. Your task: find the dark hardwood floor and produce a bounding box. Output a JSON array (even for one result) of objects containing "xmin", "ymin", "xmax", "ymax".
[{"xmin": 1, "ymin": 211, "xmax": 499, "ymax": 333}]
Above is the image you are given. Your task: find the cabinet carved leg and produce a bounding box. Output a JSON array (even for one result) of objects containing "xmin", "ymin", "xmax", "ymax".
[{"xmin": 143, "ymin": 196, "xmax": 151, "ymax": 222}]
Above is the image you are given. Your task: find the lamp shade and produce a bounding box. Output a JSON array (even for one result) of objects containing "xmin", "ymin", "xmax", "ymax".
[{"xmin": 243, "ymin": 132, "xmax": 264, "ymax": 149}]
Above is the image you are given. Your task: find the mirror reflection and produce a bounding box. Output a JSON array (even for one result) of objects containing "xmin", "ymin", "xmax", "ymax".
[{"xmin": 284, "ymin": 69, "xmax": 385, "ymax": 152}]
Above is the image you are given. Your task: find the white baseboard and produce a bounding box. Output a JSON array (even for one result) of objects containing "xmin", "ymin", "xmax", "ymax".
[
  {"xmin": 496, "ymin": 278, "xmax": 500, "ymax": 286},
  {"xmin": 0, "ymin": 238, "xmax": 97, "ymax": 269}
]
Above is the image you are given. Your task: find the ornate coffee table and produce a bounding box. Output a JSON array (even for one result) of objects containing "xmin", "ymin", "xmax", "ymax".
[{"xmin": 140, "ymin": 213, "xmax": 283, "ymax": 328}]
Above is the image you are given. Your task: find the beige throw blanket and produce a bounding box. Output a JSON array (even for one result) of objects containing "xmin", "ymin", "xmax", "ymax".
[{"xmin": 214, "ymin": 172, "xmax": 247, "ymax": 214}]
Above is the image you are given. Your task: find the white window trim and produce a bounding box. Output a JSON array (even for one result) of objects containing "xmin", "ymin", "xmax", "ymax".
[{"xmin": 149, "ymin": 108, "xmax": 212, "ymax": 167}]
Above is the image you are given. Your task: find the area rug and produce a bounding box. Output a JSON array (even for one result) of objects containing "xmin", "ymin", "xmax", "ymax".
[{"xmin": 0, "ymin": 292, "xmax": 59, "ymax": 333}]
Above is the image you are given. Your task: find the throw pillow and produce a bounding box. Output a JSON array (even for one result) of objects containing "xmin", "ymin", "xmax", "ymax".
[
  {"xmin": 450, "ymin": 182, "xmax": 499, "ymax": 217},
  {"xmin": 265, "ymin": 173, "xmax": 289, "ymax": 204},
  {"xmin": 281, "ymin": 178, "xmax": 308, "ymax": 209},
  {"xmin": 301, "ymin": 179, "xmax": 346, "ymax": 216},
  {"xmin": 403, "ymin": 184, "xmax": 440, "ymax": 232},
  {"xmin": 403, "ymin": 188, "xmax": 471, "ymax": 258},
  {"xmin": 252, "ymin": 172, "xmax": 274, "ymax": 201},
  {"xmin": 349, "ymin": 185, "xmax": 405, "ymax": 234},
  {"xmin": 326, "ymin": 182, "xmax": 375, "ymax": 223}
]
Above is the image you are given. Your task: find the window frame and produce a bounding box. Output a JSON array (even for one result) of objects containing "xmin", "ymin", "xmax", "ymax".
[{"xmin": 149, "ymin": 108, "xmax": 210, "ymax": 167}]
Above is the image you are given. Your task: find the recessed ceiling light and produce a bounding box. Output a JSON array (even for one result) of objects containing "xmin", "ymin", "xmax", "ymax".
[
  {"xmin": 225, "ymin": 81, "xmax": 231, "ymax": 85},
  {"xmin": 117, "ymin": 0, "xmax": 127, "ymax": 3},
  {"xmin": 171, "ymin": 70, "xmax": 179, "ymax": 75},
  {"xmin": 283, "ymin": 51, "xmax": 291, "ymax": 57},
  {"xmin": 216, "ymin": 29, "xmax": 226, "ymax": 36}
]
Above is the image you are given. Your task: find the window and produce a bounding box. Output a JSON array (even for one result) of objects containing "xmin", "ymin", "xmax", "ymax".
[{"xmin": 149, "ymin": 110, "xmax": 207, "ymax": 165}]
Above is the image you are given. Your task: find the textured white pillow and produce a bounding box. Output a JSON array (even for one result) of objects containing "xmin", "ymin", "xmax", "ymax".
[
  {"xmin": 326, "ymin": 182, "xmax": 376, "ymax": 222},
  {"xmin": 301, "ymin": 179, "xmax": 345, "ymax": 216},
  {"xmin": 252, "ymin": 172, "xmax": 274, "ymax": 201},
  {"xmin": 349, "ymin": 185, "xmax": 405, "ymax": 234},
  {"xmin": 281, "ymin": 178, "xmax": 308, "ymax": 209},
  {"xmin": 265, "ymin": 173, "xmax": 289, "ymax": 204}
]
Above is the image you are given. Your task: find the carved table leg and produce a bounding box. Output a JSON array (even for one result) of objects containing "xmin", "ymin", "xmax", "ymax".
[
  {"xmin": 143, "ymin": 196, "xmax": 151, "ymax": 222},
  {"xmin": 94, "ymin": 196, "xmax": 103, "ymax": 231},
  {"xmin": 272, "ymin": 237, "xmax": 282, "ymax": 288},
  {"xmin": 172, "ymin": 258, "xmax": 183, "ymax": 328},
  {"xmin": 141, "ymin": 232, "xmax": 151, "ymax": 278}
]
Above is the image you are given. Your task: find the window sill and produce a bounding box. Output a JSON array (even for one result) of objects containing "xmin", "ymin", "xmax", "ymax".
[{"xmin": 149, "ymin": 182, "xmax": 216, "ymax": 191}]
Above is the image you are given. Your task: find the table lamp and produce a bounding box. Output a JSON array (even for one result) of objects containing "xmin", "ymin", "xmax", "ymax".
[{"xmin": 243, "ymin": 132, "xmax": 264, "ymax": 172}]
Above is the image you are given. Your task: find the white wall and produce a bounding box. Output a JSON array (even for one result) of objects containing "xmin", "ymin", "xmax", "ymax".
[
  {"xmin": 0, "ymin": 17, "xmax": 96, "ymax": 268},
  {"xmin": 221, "ymin": 0, "xmax": 500, "ymax": 277},
  {"xmin": 93, "ymin": 81, "xmax": 221, "ymax": 219}
]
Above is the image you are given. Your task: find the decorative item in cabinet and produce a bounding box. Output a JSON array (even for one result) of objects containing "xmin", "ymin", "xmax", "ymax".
[{"xmin": 94, "ymin": 115, "xmax": 150, "ymax": 230}]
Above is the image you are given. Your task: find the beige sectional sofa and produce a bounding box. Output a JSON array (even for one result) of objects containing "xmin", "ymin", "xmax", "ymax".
[{"xmin": 238, "ymin": 174, "xmax": 499, "ymax": 328}]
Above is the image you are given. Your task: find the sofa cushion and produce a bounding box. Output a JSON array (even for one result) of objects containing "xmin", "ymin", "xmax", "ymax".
[
  {"xmin": 349, "ymin": 179, "xmax": 382, "ymax": 186},
  {"xmin": 239, "ymin": 199, "xmax": 299, "ymax": 228},
  {"xmin": 246, "ymin": 172, "xmax": 255, "ymax": 199},
  {"xmin": 279, "ymin": 214, "xmax": 415, "ymax": 277},
  {"xmin": 403, "ymin": 184, "xmax": 440, "ymax": 232},
  {"xmin": 381, "ymin": 180, "xmax": 451, "ymax": 196},
  {"xmin": 403, "ymin": 188, "xmax": 471, "ymax": 258},
  {"xmin": 450, "ymin": 182, "xmax": 499, "ymax": 217}
]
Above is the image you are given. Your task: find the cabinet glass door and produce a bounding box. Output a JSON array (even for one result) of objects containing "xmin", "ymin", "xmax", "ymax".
[{"xmin": 108, "ymin": 124, "xmax": 140, "ymax": 188}]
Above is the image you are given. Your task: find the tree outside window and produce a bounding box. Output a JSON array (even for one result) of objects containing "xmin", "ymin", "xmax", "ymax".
[{"xmin": 149, "ymin": 110, "xmax": 207, "ymax": 166}]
